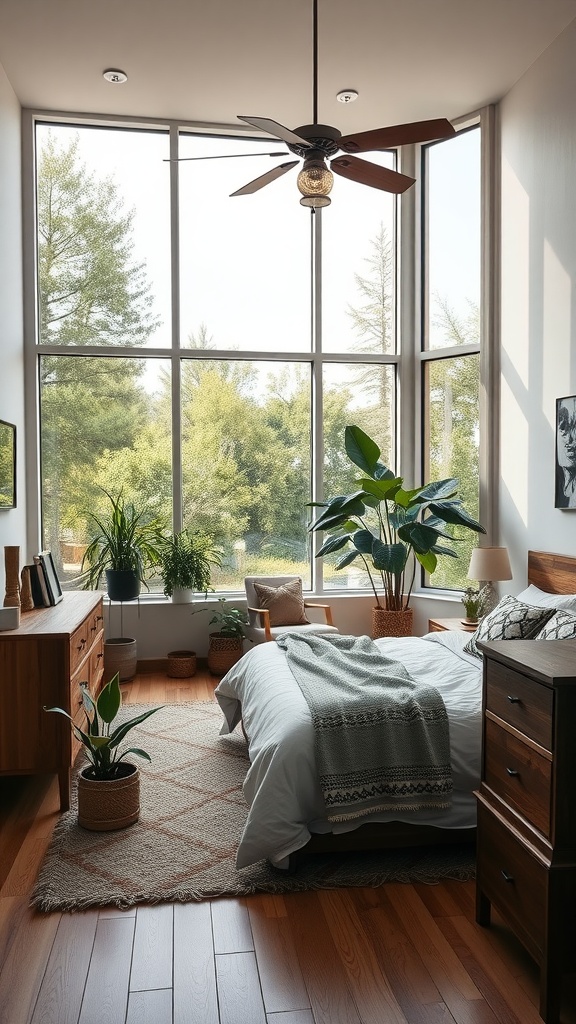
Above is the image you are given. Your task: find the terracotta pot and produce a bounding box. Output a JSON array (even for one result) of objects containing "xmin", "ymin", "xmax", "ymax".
[
  {"xmin": 207, "ymin": 632, "xmax": 244, "ymax": 675},
  {"xmin": 77, "ymin": 763, "xmax": 140, "ymax": 831},
  {"xmin": 372, "ymin": 605, "xmax": 413, "ymax": 639}
]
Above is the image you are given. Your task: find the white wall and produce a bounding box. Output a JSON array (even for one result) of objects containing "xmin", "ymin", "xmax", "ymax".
[
  {"xmin": 0, "ymin": 61, "xmax": 25, "ymax": 595},
  {"xmin": 499, "ymin": 19, "xmax": 576, "ymax": 587}
]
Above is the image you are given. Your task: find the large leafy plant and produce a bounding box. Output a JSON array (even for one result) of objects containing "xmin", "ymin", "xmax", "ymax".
[
  {"xmin": 45, "ymin": 673, "xmax": 162, "ymax": 781},
  {"xmin": 309, "ymin": 424, "xmax": 486, "ymax": 611},
  {"xmin": 80, "ymin": 489, "xmax": 165, "ymax": 590}
]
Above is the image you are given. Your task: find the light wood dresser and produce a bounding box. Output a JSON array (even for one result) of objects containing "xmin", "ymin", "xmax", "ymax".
[
  {"xmin": 475, "ymin": 638, "xmax": 576, "ymax": 1024},
  {"xmin": 0, "ymin": 591, "xmax": 104, "ymax": 810}
]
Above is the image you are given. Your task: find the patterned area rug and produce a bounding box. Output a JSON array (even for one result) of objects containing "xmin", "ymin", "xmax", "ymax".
[{"xmin": 31, "ymin": 701, "xmax": 475, "ymax": 912}]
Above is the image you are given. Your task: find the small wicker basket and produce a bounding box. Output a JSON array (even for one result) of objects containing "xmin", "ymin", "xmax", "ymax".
[
  {"xmin": 167, "ymin": 649, "xmax": 197, "ymax": 678},
  {"xmin": 207, "ymin": 633, "xmax": 243, "ymax": 675}
]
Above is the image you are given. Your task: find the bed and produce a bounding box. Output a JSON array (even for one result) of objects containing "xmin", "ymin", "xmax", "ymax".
[{"xmin": 214, "ymin": 550, "xmax": 576, "ymax": 869}]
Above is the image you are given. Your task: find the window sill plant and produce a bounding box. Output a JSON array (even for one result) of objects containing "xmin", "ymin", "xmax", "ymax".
[
  {"xmin": 79, "ymin": 489, "xmax": 165, "ymax": 602},
  {"xmin": 158, "ymin": 528, "xmax": 221, "ymax": 603}
]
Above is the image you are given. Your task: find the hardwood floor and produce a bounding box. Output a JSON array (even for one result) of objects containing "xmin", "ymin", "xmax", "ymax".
[{"xmin": 1, "ymin": 668, "xmax": 575, "ymax": 1024}]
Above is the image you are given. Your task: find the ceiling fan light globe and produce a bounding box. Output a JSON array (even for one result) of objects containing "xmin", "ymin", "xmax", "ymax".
[{"xmin": 296, "ymin": 162, "xmax": 333, "ymax": 199}]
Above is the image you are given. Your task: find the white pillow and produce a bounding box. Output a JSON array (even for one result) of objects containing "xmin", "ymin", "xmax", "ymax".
[{"xmin": 515, "ymin": 583, "xmax": 576, "ymax": 614}]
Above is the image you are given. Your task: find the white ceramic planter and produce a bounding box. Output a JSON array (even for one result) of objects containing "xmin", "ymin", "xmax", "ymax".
[{"xmin": 171, "ymin": 587, "xmax": 195, "ymax": 603}]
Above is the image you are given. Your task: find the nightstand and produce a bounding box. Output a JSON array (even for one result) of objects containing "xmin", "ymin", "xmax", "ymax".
[
  {"xmin": 475, "ymin": 639, "xmax": 576, "ymax": 1024},
  {"xmin": 427, "ymin": 617, "xmax": 477, "ymax": 633}
]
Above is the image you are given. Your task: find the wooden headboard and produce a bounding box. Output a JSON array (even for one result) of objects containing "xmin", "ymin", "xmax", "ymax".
[{"xmin": 528, "ymin": 550, "xmax": 576, "ymax": 594}]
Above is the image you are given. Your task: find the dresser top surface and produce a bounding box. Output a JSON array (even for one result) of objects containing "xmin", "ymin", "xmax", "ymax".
[
  {"xmin": 0, "ymin": 591, "xmax": 103, "ymax": 640},
  {"xmin": 479, "ymin": 638, "xmax": 576, "ymax": 683}
]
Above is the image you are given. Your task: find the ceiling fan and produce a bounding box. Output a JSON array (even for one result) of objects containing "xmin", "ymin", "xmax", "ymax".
[
  {"xmin": 229, "ymin": 0, "xmax": 456, "ymax": 207},
  {"xmin": 172, "ymin": 0, "xmax": 455, "ymax": 207}
]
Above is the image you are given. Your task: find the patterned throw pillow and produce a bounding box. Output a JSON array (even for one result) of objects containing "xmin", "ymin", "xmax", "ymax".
[
  {"xmin": 253, "ymin": 578, "xmax": 309, "ymax": 627},
  {"xmin": 463, "ymin": 595, "xmax": 555, "ymax": 659},
  {"xmin": 534, "ymin": 609, "xmax": 576, "ymax": 639}
]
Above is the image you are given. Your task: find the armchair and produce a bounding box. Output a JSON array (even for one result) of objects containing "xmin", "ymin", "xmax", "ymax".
[{"xmin": 244, "ymin": 575, "xmax": 339, "ymax": 644}]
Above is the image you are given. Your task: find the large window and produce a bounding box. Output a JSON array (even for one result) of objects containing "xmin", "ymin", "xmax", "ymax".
[
  {"xmin": 31, "ymin": 114, "xmax": 485, "ymax": 595},
  {"xmin": 421, "ymin": 124, "xmax": 482, "ymax": 590}
]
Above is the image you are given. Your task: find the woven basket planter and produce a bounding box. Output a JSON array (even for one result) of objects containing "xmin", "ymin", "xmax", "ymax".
[
  {"xmin": 77, "ymin": 763, "xmax": 140, "ymax": 831},
  {"xmin": 167, "ymin": 649, "xmax": 197, "ymax": 678},
  {"xmin": 207, "ymin": 632, "xmax": 244, "ymax": 675},
  {"xmin": 372, "ymin": 606, "xmax": 413, "ymax": 639}
]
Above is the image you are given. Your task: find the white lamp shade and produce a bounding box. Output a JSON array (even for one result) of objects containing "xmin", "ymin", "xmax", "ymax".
[{"xmin": 467, "ymin": 546, "xmax": 512, "ymax": 582}]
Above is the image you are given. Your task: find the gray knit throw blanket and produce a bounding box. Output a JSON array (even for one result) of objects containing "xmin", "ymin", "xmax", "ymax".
[{"xmin": 276, "ymin": 633, "xmax": 453, "ymax": 823}]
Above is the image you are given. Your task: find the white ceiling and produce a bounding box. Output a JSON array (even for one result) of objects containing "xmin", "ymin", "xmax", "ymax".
[{"xmin": 0, "ymin": 0, "xmax": 575, "ymax": 135}]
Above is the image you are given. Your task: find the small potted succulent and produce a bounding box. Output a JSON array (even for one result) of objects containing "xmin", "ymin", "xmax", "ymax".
[{"xmin": 45, "ymin": 672, "xmax": 163, "ymax": 831}]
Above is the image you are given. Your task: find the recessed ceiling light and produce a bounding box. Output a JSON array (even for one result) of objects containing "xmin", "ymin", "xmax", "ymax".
[
  {"xmin": 103, "ymin": 69, "xmax": 128, "ymax": 84},
  {"xmin": 336, "ymin": 89, "xmax": 358, "ymax": 104}
]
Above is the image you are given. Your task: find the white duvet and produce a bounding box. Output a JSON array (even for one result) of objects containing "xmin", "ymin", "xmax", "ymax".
[{"xmin": 214, "ymin": 630, "xmax": 482, "ymax": 868}]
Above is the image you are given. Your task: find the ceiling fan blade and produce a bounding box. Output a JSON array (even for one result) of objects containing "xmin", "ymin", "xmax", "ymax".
[
  {"xmin": 164, "ymin": 151, "xmax": 288, "ymax": 163},
  {"xmin": 331, "ymin": 156, "xmax": 416, "ymax": 195},
  {"xmin": 230, "ymin": 160, "xmax": 299, "ymax": 197},
  {"xmin": 339, "ymin": 118, "xmax": 456, "ymax": 154},
  {"xmin": 237, "ymin": 116, "xmax": 314, "ymax": 150}
]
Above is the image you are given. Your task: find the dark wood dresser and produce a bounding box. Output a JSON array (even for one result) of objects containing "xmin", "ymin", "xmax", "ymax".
[
  {"xmin": 475, "ymin": 638, "xmax": 576, "ymax": 1023},
  {"xmin": 0, "ymin": 591, "xmax": 104, "ymax": 810}
]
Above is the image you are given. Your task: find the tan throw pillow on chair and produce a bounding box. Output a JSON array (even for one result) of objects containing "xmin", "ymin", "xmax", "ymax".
[{"xmin": 253, "ymin": 579, "xmax": 309, "ymax": 627}]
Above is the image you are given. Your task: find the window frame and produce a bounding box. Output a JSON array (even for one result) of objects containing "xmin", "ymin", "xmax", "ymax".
[{"xmin": 22, "ymin": 107, "xmax": 495, "ymax": 598}]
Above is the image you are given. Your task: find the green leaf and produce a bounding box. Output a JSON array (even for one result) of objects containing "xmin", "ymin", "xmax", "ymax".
[
  {"xmin": 96, "ymin": 672, "xmax": 122, "ymax": 724},
  {"xmin": 352, "ymin": 529, "xmax": 376, "ymax": 554},
  {"xmin": 418, "ymin": 478, "xmax": 459, "ymax": 502},
  {"xmin": 371, "ymin": 541, "xmax": 408, "ymax": 575},
  {"xmin": 358, "ymin": 477, "xmax": 402, "ymax": 501},
  {"xmin": 335, "ymin": 549, "xmax": 361, "ymax": 570},
  {"xmin": 415, "ymin": 549, "xmax": 438, "ymax": 573},
  {"xmin": 398, "ymin": 521, "xmax": 441, "ymax": 554},
  {"xmin": 427, "ymin": 500, "xmax": 486, "ymax": 533},
  {"xmin": 116, "ymin": 748, "xmax": 151, "ymax": 762},
  {"xmin": 344, "ymin": 425, "xmax": 381, "ymax": 476},
  {"xmin": 316, "ymin": 534, "xmax": 350, "ymax": 557},
  {"xmin": 107, "ymin": 705, "xmax": 164, "ymax": 750}
]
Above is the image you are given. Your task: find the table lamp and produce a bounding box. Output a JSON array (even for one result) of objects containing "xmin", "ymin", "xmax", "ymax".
[{"xmin": 467, "ymin": 546, "xmax": 512, "ymax": 616}]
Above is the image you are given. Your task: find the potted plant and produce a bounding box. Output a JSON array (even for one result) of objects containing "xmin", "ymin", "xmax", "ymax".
[
  {"xmin": 308, "ymin": 424, "xmax": 486, "ymax": 637},
  {"xmin": 45, "ymin": 672, "xmax": 163, "ymax": 831},
  {"xmin": 460, "ymin": 586, "xmax": 485, "ymax": 624},
  {"xmin": 206, "ymin": 599, "xmax": 249, "ymax": 675},
  {"xmin": 79, "ymin": 488, "xmax": 165, "ymax": 602},
  {"xmin": 158, "ymin": 528, "xmax": 221, "ymax": 603}
]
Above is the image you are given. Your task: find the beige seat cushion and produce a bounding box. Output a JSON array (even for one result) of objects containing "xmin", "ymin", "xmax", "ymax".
[{"xmin": 253, "ymin": 578, "xmax": 309, "ymax": 627}]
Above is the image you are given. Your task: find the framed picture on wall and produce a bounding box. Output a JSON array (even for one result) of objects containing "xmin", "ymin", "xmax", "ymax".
[
  {"xmin": 555, "ymin": 395, "xmax": 576, "ymax": 508},
  {"xmin": 0, "ymin": 420, "xmax": 16, "ymax": 509}
]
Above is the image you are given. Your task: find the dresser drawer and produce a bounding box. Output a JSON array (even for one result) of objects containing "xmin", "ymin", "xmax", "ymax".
[
  {"xmin": 484, "ymin": 718, "xmax": 551, "ymax": 836},
  {"xmin": 485, "ymin": 661, "xmax": 553, "ymax": 750},
  {"xmin": 70, "ymin": 618, "xmax": 91, "ymax": 675},
  {"xmin": 477, "ymin": 803, "xmax": 546, "ymax": 959}
]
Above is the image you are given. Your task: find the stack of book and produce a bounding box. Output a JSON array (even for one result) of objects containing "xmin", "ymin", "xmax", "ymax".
[{"xmin": 29, "ymin": 551, "xmax": 63, "ymax": 606}]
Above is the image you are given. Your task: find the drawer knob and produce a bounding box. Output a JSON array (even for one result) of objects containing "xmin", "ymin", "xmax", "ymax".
[
  {"xmin": 506, "ymin": 768, "xmax": 519, "ymax": 777},
  {"xmin": 507, "ymin": 695, "xmax": 521, "ymax": 704},
  {"xmin": 97, "ymin": 652, "xmax": 103, "ymax": 660},
  {"xmin": 501, "ymin": 870, "xmax": 515, "ymax": 883},
  {"xmin": 77, "ymin": 638, "xmax": 86, "ymax": 651}
]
